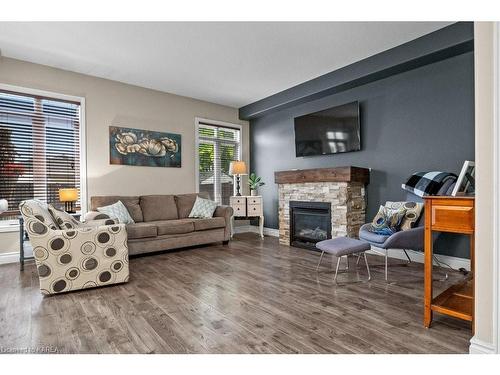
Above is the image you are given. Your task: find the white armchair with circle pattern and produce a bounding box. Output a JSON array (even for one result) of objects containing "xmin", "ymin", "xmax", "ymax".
[{"xmin": 19, "ymin": 200, "xmax": 129, "ymax": 295}]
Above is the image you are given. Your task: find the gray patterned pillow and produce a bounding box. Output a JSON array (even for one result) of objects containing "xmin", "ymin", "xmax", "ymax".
[
  {"xmin": 188, "ymin": 196, "xmax": 218, "ymax": 219},
  {"xmin": 97, "ymin": 200, "xmax": 134, "ymax": 224}
]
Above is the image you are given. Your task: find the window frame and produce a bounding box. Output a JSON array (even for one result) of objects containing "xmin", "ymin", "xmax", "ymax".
[
  {"xmin": 194, "ymin": 117, "xmax": 242, "ymax": 203},
  {"xmin": 0, "ymin": 83, "xmax": 87, "ymax": 226}
]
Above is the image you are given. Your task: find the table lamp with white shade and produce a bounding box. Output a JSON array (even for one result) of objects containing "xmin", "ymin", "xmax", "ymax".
[
  {"xmin": 229, "ymin": 161, "xmax": 247, "ymax": 196},
  {"xmin": 59, "ymin": 188, "xmax": 78, "ymax": 213}
]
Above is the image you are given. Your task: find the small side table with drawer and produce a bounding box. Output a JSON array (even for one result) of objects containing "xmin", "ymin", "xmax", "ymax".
[
  {"xmin": 423, "ymin": 196, "xmax": 475, "ymax": 331},
  {"xmin": 229, "ymin": 196, "xmax": 264, "ymax": 238}
]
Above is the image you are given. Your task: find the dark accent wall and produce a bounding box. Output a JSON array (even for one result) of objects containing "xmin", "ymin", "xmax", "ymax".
[{"xmin": 249, "ymin": 51, "xmax": 475, "ymax": 258}]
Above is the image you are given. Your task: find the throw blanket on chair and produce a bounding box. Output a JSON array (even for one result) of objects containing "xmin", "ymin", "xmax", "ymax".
[{"xmin": 402, "ymin": 171, "xmax": 457, "ymax": 198}]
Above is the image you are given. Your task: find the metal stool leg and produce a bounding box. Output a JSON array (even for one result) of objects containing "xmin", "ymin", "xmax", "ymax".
[
  {"xmin": 403, "ymin": 249, "xmax": 412, "ymax": 264},
  {"xmin": 316, "ymin": 251, "xmax": 325, "ymax": 271},
  {"xmin": 333, "ymin": 257, "xmax": 341, "ymax": 283},
  {"xmin": 385, "ymin": 250, "xmax": 389, "ymax": 282},
  {"xmin": 364, "ymin": 252, "xmax": 371, "ymax": 281}
]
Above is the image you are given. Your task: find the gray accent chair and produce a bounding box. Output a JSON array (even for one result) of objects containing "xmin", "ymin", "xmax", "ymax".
[
  {"xmin": 358, "ymin": 213, "xmax": 424, "ymax": 281},
  {"xmin": 358, "ymin": 182, "xmax": 455, "ymax": 281}
]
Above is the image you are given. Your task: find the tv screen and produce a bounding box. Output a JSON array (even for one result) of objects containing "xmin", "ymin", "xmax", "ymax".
[{"xmin": 294, "ymin": 101, "xmax": 360, "ymax": 157}]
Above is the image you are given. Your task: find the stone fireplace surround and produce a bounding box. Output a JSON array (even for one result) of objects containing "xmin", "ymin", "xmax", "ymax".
[{"xmin": 274, "ymin": 166, "xmax": 370, "ymax": 246}]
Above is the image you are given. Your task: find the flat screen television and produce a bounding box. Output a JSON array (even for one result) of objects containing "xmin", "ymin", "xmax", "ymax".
[{"xmin": 294, "ymin": 101, "xmax": 361, "ymax": 157}]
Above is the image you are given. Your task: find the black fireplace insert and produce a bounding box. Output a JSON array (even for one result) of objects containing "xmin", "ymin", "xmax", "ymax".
[{"xmin": 289, "ymin": 201, "xmax": 331, "ymax": 250}]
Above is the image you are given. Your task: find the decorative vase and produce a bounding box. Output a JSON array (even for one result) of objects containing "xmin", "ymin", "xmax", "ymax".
[{"xmin": 250, "ymin": 190, "xmax": 258, "ymax": 196}]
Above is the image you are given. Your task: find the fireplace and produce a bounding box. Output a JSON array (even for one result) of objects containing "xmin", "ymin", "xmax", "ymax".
[{"xmin": 290, "ymin": 201, "xmax": 331, "ymax": 250}]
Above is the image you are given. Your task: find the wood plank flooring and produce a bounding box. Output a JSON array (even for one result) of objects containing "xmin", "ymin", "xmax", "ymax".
[{"xmin": 0, "ymin": 233, "xmax": 472, "ymax": 353}]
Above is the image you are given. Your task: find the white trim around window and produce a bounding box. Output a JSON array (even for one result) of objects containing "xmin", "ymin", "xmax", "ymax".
[
  {"xmin": 194, "ymin": 117, "xmax": 243, "ymax": 200},
  {"xmin": 0, "ymin": 83, "xmax": 88, "ymax": 216},
  {"xmin": 494, "ymin": 21, "xmax": 500, "ymax": 355}
]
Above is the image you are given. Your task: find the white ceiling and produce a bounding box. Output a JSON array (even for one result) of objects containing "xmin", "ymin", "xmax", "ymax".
[{"xmin": 0, "ymin": 22, "xmax": 452, "ymax": 108}]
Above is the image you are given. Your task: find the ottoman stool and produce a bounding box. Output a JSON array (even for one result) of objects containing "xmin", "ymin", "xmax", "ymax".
[{"xmin": 316, "ymin": 237, "xmax": 371, "ymax": 283}]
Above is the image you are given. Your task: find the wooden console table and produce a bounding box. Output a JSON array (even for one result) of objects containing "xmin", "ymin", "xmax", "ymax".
[{"xmin": 423, "ymin": 196, "xmax": 474, "ymax": 330}]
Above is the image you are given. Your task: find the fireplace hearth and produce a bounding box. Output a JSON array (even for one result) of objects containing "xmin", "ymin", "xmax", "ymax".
[{"xmin": 290, "ymin": 201, "xmax": 331, "ymax": 250}]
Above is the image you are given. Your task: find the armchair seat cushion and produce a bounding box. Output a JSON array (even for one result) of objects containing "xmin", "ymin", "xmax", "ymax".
[
  {"xmin": 192, "ymin": 217, "xmax": 226, "ymax": 231},
  {"xmin": 126, "ymin": 222, "xmax": 158, "ymax": 239},
  {"xmin": 359, "ymin": 224, "xmax": 391, "ymax": 245},
  {"xmin": 154, "ymin": 219, "xmax": 195, "ymax": 235}
]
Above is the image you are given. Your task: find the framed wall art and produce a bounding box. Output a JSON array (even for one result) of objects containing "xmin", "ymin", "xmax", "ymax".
[{"xmin": 109, "ymin": 126, "xmax": 181, "ymax": 168}]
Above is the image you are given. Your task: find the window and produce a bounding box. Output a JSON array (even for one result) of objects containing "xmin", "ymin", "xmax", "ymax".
[
  {"xmin": 0, "ymin": 88, "xmax": 83, "ymax": 220},
  {"xmin": 196, "ymin": 120, "xmax": 241, "ymax": 205}
]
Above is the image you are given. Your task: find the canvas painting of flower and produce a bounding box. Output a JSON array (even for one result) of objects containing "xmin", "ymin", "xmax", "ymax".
[{"xmin": 109, "ymin": 126, "xmax": 181, "ymax": 168}]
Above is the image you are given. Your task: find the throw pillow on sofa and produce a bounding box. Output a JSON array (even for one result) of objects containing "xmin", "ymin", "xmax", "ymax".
[
  {"xmin": 188, "ymin": 196, "xmax": 218, "ymax": 219},
  {"xmin": 371, "ymin": 205, "xmax": 407, "ymax": 235},
  {"xmin": 97, "ymin": 200, "xmax": 134, "ymax": 224},
  {"xmin": 385, "ymin": 201, "xmax": 423, "ymax": 230}
]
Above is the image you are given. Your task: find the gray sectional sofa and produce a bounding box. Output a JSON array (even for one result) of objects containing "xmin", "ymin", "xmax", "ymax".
[{"xmin": 86, "ymin": 193, "xmax": 233, "ymax": 255}]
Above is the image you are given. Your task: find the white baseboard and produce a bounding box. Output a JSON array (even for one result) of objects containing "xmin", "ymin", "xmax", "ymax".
[
  {"xmin": 367, "ymin": 246, "xmax": 471, "ymax": 271},
  {"xmin": 0, "ymin": 251, "xmax": 19, "ymax": 265},
  {"xmin": 233, "ymin": 225, "xmax": 279, "ymax": 237},
  {"xmin": 469, "ymin": 336, "xmax": 497, "ymax": 354},
  {"xmin": 233, "ymin": 227, "xmax": 470, "ymax": 270}
]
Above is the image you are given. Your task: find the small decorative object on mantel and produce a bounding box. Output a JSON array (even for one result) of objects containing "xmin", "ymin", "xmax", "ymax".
[
  {"xmin": 59, "ymin": 188, "xmax": 78, "ymax": 213},
  {"xmin": 229, "ymin": 161, "xmax": 247, "ymax": 196},
  {"xmin": 248, "ymin": 172, "xmax": 265, "ymax": 196},
  {"xmin": 109, "ymin": 126, "xmax": 181, "ymax": 168},
  {"xmin": 452, "ymin": 160, "xmax": 475, "ymax": 196}
]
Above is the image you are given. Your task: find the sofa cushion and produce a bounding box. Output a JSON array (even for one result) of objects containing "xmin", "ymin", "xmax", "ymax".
[
  {"xmin": 175, "ymin": 192, "xmax": 210, "ymax": 218},
  {"xmin": 192, "ymin": 217, "xmax": 226, "ymax": 231},
  {"xmin": 140, "ymin": 195, "xmax": 178, "ymax": 222},
  {"xmin": 154, "ymin": 219, "xmax": 195, "ymax": 236},
  {"xmin": 91, "ymin": 196, "xmax": 143, "ymax": 222},
  {"xmin": 126, "ymin": 222, "xmax": 157, "ymax": 239}
]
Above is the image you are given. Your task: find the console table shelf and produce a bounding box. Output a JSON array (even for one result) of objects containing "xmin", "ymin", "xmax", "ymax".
[
  {"xmin": 431, "ymin": 279, "xmax": 473, "ymax": 322},
  {"xmin": 423, "ymin": 196, "xmax": 475, "ymax": 331}
]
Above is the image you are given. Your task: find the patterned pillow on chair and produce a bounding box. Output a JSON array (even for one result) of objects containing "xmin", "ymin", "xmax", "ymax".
[
  {"xmin": 188, "ymin": 196, "xmax": 218, "ymax": 219},
  {"xmin": 371, "ymin": 205, "xmax": 407, "ymax": 235},
  {"xmin": 19, "ymin": 199, "xmax": 59, "ymax": 231},
  {"xmin": 48, "ymin": 205, "xmax": 81, "ymax": 229},
  {"xmin": 385, "ymin": 201, "xmax": 423, "ymax": 230}
]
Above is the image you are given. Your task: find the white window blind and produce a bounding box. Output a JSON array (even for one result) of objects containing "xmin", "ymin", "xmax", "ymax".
[
  {"xmin": 0, "ymin": 89, "xmax": 82, "ymax": 219},
  {"xmin": 197, "ymin": 122, "xmax": 241, "ymax": 205}
]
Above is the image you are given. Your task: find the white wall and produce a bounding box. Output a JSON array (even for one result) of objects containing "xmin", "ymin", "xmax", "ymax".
[
  {"xmin": 470, "ymin": 22, "xmax": 498, "ymax": 354},
  {"xmin": 0, "ymin": 56, "xmax": 249, "ymax": 258}
]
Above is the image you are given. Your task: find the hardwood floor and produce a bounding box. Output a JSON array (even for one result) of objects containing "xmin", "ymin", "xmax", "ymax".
[{"xmin": 0, "ymin": 233, "xmax": 472, "ymax": 354}]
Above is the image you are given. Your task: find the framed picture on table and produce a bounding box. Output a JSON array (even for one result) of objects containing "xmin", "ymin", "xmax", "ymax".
[{"xmin": 452, "ymin": 160, "xmax": 475, "ymax": 196}]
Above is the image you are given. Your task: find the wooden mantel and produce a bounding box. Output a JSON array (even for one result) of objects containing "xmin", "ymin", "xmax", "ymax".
[{"xmin": 274, "ymin": 166, "xmax": 370, "ymax": 184}]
